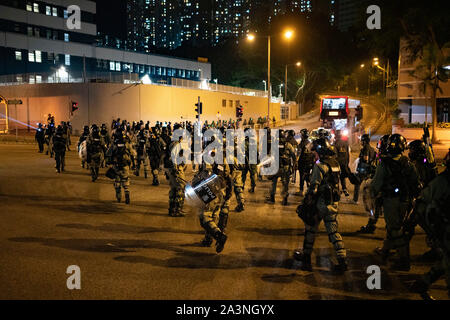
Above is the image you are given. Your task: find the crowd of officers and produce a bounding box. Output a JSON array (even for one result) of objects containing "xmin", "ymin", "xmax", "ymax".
[{"xmin": 35, "ymin": 118, "xmax": 450, "ymax": 299}]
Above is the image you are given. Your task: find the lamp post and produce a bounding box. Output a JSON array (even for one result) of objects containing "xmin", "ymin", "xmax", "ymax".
[{"xmin": 247, "ymin": 29, "xmax": 294, "ymax": 126}]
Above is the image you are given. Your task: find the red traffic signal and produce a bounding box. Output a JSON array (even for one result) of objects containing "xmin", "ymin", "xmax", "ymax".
[{"xmin": 71, "ymin": 101, "xmax": 79, "ymax": 113}]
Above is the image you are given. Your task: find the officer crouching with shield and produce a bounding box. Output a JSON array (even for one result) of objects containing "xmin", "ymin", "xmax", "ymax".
[{"xmin": 294, "ymin": 138, "xmax": 347, "ymax": 273}]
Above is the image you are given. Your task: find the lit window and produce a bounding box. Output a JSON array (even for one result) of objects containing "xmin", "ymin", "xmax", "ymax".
[
  {"xmin": 26, "ymin": 3, "xmax": 32, "ymax": 11},
  {"xmin": 16, "ymin": 76, "xmax": 23, "ymax": 83},
  {"xmin": 29, "ymin": 75, "xmax": 35, "ymax": 84},
  {"xmin": 65, "ymin": 54, "xmax": 70, "ymax": 66},
  {"xmin": 52, "ymin": 7, "xmax": 58, "ymax": 17},
  {"xmin": 64, "ymin": 33, "xmax": 69, "ymax": 42},
  {"xmin": 15, "ymin": 51, "xmax": 22, "ymax": 61},
  {"xmin": 64, "ymin": 10, "xmax": 68, "ymax": 19},
  {"xmin": 36, "ymin": 75, "xmax": 42, "ymax": 83},
  {"xmin": 110, "ymin": 61, "xmax": 115, "ymax": 70},
  {"xmin": 33, "ymin": 3, "xmax": 39, "ymax": 13},
  {"xmin": 35, "ymin": 50, "xmax": 42, "ymax": 63},
  {"xmin": 115, "ymin": 62, "xmax": 121, "ymax": 71},
  {"xmin": 27, "ymin": 27, "xmax": 33, "ymax": 36},
  {"xmin": 46, "ymin": 6, "xmax": 51, "ymax": 15},
  {"xmin": 28, "ymin": 51, "xmax": 35, "ymax": 62}
]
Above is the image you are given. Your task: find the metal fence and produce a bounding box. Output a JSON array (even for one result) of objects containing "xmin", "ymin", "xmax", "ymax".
[
  {"xmin": 0, "ymin": 71, "xmax": 141, "ymax": 86},
  {"xmin": 171, "ymin": 78, "xmax": 268, "ymax": 97}
]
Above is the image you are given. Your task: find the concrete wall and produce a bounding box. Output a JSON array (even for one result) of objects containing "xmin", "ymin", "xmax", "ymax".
[
  {"xmin": 0, "ymin": 83, "xmax": 280, "ymax": 135},
  {"xmin": 393, "ymin": 127, "xmax": 450, "ymax": 142}
]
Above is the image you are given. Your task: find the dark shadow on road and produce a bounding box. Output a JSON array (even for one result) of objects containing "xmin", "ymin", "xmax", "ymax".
[{"xmin": 57, "ymin": 223, "xmax": 203, "ymax": 235}]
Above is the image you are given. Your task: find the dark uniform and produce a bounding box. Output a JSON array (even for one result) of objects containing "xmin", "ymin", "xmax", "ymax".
[
  {"xmin": 333, "ymin": 130, "xmax": 351, "ymax": 196},
  {"xmin": 52, "ymin": 126, "xmax": 67, "ymax": 173},
  {"xmin": 297, "ymin": 129, "xmax": 315, "ymax": 196},
  {"xmin": 135, "ymin": 129, "xmax": 149, "ymax": 178},
  {"xmin": 35, "ymin": 123, "xmax": 45, "ymax": 153},
  {"xmin": 86, "ymin": 125, "xmax": 106, "ymax": 182},
  {"xmin": 411, "ymin": 163, "xmax": 450, "ymax": 300},
  {"xmin": 106, "ymin": 130, "xmax": 136, "ymax": 204},
  {"xmin": 359, "ymin": 134, "xmax": 390, "ymax": 234},
  {"xmin": 165, "ymin": 124, "xmax": 187, "ymax": 217},
  {"xmin": 78, "ymin": 126, "xmax": 90, "ymax": 169},
  {"xmin": 353, "ymin": 134, "xmax": 376, "ymax": 203},
  {"xmin": 266, "ymin": 130, "xmax": 296, "ymax": 206},
  {"xmin": 370, "ymin": 134, "xmax": 420, "ymax": 271},
  {"xmin": 44, "ymin": 124, "xmax": 55, "ymax": 157},
  {"xmin": 147, "ymin": 128, "xmax": 166, "ymax": 186},
  {"xmin": 242, "ymin": 131, "xmax": 258, "ymax": 193},
  {"xmin": 294, "ymin": 138, "xmax": 347, "ymax": 272}
]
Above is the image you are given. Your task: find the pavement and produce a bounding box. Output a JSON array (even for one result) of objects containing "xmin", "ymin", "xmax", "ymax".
[{"xmin": 1, "ymin": 143, "xmax": 449, "ymax": 300}]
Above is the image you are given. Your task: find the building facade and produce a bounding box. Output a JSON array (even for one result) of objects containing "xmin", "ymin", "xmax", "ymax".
[
  {"xmin": 398, "ymin": 40, "xmax": 450, "ymax": 124},
  {"xmin": 0, "ymin": 0, "xmax": 211, "ymax": 84}
]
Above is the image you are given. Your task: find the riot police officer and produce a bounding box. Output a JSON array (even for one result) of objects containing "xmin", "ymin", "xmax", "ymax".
[
  {"xmin": 294, "ymin": 138, "xmax": 347, "ymax": 272},
  {"xmin": 333, "ymin": 130, "xmax": 351, "ymax": 197},
  {"xmin": 242, "ymin": 128, "xmax": 258, "ymax": 193},
  {"xmin": 370, "ymin": 134, "xmax": 420, "ymax": 271},
  {"xmin": 166, "ymin": 123, "xmax": 187, "ymax": 217},
  {"xmin": 135, "ymin": 129, "xmax": 149, "ymax": 178},
  {"xmin": 359, "ymin": 134, "xmax": 390, "ymax": 234},
  {"xmin": 44, "ymin": 123, "xmax": 55, "ymax": 158},
  {"xmin": 53, "ymin": 125, "xmax": 67, "ymax": 173},
  {"xmin": 78, "ymin": 126, "xmax": 90, "ymax": 169},
  {"xmin": 106, "ymin": 129, "xmax": 136, "ymax": 204},
  {"xmin": 297, "ymin": 129, "xmax": 315, "ymax": 196},
  {"xmin": 266, "ymin": 130, "xmax": 296, "ymax": 206},
  {"xmin": 86, "ymin": 124, "xmax": 106, "ymax": 182},
  {"xmin": 353, "ymin": 134, "xmax": 376, "ymax": 204},
  {"xmin": 147, "ymin": 127, "xmax": 166, "ymax": 186},
  {"xmin": 410, "ymin": 158, "xmax": 450, "ymax": 300},
  {"xmin": 35, "ymin": 123, "xmax": 45, "ymax": 153}
]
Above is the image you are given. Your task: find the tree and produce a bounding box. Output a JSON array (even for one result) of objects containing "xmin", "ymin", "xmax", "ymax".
[{"xmin": 404, "ymin": 28, "xmax": 450, "ymax": 143}]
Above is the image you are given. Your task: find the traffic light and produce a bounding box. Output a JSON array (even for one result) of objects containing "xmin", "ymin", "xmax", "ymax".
[
  {"xmin": 195, "ymin": 102, "xmax": 202, "ymax": 119},
  {"xmin": 71, "ymin": 101, "xmax": 79, "ymax": 113}
]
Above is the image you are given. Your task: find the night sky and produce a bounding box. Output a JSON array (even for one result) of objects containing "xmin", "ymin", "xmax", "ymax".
[{"xmin": 95, "ymin": 0, "xmax": 127, "ymax": 39}]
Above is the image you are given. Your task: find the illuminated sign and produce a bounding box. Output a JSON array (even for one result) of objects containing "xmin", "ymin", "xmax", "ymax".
[{"xmin": 328, "ymin": 111, "xmax": 339, "ymax": 116}]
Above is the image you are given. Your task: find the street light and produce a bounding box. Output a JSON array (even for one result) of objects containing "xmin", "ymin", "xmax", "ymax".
[
  {"xmin": 247, "ymin": 30, "xmax": 295, "ymax": 125},
  {"xmin": 285, "ymin": 61, "xmax": 302, "ymax": 103}
]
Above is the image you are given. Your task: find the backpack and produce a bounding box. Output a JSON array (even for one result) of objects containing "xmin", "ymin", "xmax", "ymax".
[{"xmin": 318, "ymin": 157, "xmax": 341, "ymax": 202}]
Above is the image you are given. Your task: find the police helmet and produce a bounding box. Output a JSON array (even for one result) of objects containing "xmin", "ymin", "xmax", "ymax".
[
  {"xmin": 361, "ymin": 134, "xmax": 371, "ymax": 144},
  {"xmin": 300, "ymin": 129, "xmax": 309, "ymax": 138},
  {"xmin": 377, "ymin": 135, "xmax": 390, "ymax": 153},
  {"xmin": 83, "ymin": 125, "xmax": 89, "ymax": 134},
  {"xmin": 287, "ymin": 130, "xmax": 295, "ymax": 138},
  {"xmin": 407, "ymin": 140, "xmax": 426, "ymax": 161},
  {"xmin": 387, "ymin": 134, "xmax": 407, "ymax": 155},
  {"xmin": 56, "ymin": 125, "xmax": 63, "ymax": 134},
  {"xmin": 312, "ymin": 138, "xmax": 335, "ymax": 157}
]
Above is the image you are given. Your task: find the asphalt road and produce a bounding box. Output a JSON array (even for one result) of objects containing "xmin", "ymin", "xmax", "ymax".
[{"xmin": 0, "ymin": 143, "xmax": 449, "ymax": 300}]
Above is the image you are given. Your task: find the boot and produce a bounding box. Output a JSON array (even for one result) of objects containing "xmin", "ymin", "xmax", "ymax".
[
  {"xmin": 125, "ymin": 192, "xmax": 130, "ymax": 205},
  {"xmin": 144, "ymin": 171, "xmax": 148, "ymax": 179},
  {"xmin": 374, "ymin": 247, "xmax": 390, "ymax": 264},
  {"xmin": 293, "ymin": 250, "xmax": 312, "ymax": 271},
  {"xmin": 410, "ymin": 279, "xmax": 435, "ymax": 300},
  {"xmin": 152, "ymin": 177, "xmax": 160, "ymax": 186},
  {"xmin": 214, "ymin": 231, "xmax": 228, "ymax": 254},
  {"xmin": 282, "ymin": 197, "xmax": 288, "ymax": 206},
  {"xmin": 359, "ymin": 223, "xmax": 376, "ymax": 234},
  {"xmin": 116, "ymin": 194, "xmax": 121, "ymax": 203},
  {"xmin": 200, "ymin": 236, "xmax": 213, "ymax": 247},
  {"xmin": 235, "ymin": 203, "xmax": 245, "ymax": 212},
  {"xmin": 332, "ymin": 257, "xmax": 348, "ymax": 273},
  {"xmin": 266, "ymin": 195, "xmax": 275, "ymax": 203},
  {"xmin": 391, "ymin": 245, "xmax": 411, "ymax": 271},
  {"xmin": 249, "ymin": 186, "xmax": 255, "ymax": 193}
]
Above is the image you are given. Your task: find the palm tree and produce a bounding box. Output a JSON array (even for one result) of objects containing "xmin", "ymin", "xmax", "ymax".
[{"xmin": 404, "ymin": 26, "xmax": 450, "ymax": 143}]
